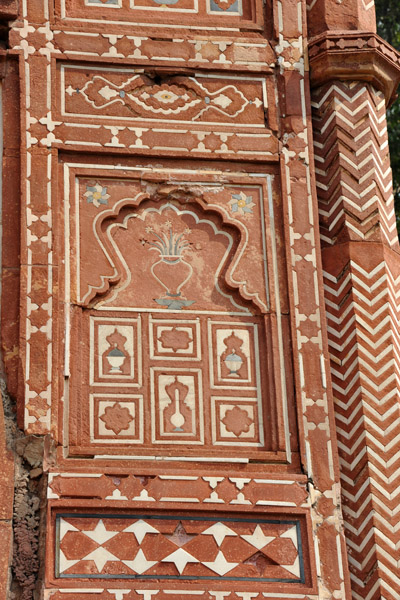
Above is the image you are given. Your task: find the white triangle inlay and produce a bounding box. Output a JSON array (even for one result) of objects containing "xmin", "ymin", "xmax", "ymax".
[
  {"xmin": 58, "ymin": 549, "xmax": 79, "ymax": 574},
  {"xmin": 59, "ymin": 518, "xmax": 79, "ymax": 541}
]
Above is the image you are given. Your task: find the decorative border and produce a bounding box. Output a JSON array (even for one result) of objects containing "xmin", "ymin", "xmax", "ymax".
[
  {"xmin": 48, "ymin": 473, "xmax": 309, "ymax": 507},
  {"xmin": 54, "ymin": 512, "xmax": 305, "ymax": 583}
]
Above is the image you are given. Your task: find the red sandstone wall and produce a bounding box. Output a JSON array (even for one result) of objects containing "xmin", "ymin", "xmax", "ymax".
[{"xmin": 0, "ymin": 0, "xmax": 398, "ymax": 599}]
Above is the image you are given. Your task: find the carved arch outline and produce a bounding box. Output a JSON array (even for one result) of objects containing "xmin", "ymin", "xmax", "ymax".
[{"xmin": 81, "ymin": 187, "xmax": 269, "ymax": 312}]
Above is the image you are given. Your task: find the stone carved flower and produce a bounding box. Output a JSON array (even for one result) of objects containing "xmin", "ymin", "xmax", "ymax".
[
  {"xmin": 84, "ymin": 183, "xmax": 110, "ymax": 208},
  {"xmin": 152, "ymin": 89, "xmax": 182, "ymax": 104},
  {"xmin": 129, "ymin": 83, "xmax": 200, "ymax": 115},
  {"xmin": 229, "ymin": 192, "xmax": 255, "ymax": 216},
  {"xmin": 100, "ymin": 402, "xmax": 133, "ymax": 435},
  {"xmin": 222, "ymin": 406, "xmax": 253, "ymax": 437}
]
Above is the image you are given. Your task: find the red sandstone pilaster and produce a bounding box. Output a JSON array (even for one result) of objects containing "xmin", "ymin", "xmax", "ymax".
[{"xmin": 308, "ymin": 5, "xmax": 400, "ymax": 599}]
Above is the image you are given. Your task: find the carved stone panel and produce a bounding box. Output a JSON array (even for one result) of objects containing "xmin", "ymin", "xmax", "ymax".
[
  {"xmin": 62, "ymin": 162, "xmax": 294, "ymax": 462},
  {"xmin": 55, "ymin": 65, "xmax": 278, "ymax": 160}
]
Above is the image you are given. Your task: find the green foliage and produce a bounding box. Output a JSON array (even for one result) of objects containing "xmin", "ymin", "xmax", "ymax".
[
  {"xmin": 375, "ymin": 0, "xmax": 400, "ymax": 224},
  {"xmin": 375, "ymin": 0, "xmax": 400, "ymax": 47}
]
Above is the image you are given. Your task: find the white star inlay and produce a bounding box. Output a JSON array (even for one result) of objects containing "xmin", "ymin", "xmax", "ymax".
[
  {"xmin": 240, "ymin": 525, "xmax": 274, "ymax": 550},
  {"xmin": 123, "ymin": 519, "xmax": 159, "ymax": 543},
  {"xmin": 82, "ymin": 520, "xmax": 118, "ymax": 545},
  {"xmin": 161, "ymin": 548, "xmax": 199, "ymax": 575},
  {"xmin": 203, "ymin": 551, "xmax": 238, "ymax": 576},
  {"xmin": 83, "ymin": 546, "xmax": 119, "ymax": 572},
  {"xmin": 122, "ymin": 549, "xmax": 157, "ymax": 574},
  {"xmin": 202, "ymin": 522, "xmax": 237, "ymax": 547}
]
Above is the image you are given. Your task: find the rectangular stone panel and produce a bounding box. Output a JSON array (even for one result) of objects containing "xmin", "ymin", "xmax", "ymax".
[
  {"xmin": 150, "ymin": 368, "xmax": 204, "ymax": 444},
  {"xmin": 211, "ymin": 396, "xmax": 263, "ymax": 446},
  {"xmin": 47, "ymin": 473, "xmax": 310, "ymax": 507},
  {"xmin": 54, "ymin": 513, "xmax": 306, "ymax": 584},
  {"xmin": 60, "ymin": 66, "xmax": 266, "ymax": 125},
  {"xmin": 90, "ymin": 316, "xmax": 142, "ymax": 386},
  {"xmin": 55, "ymin": 64, "xmax": 278, "ymax": 160},
  {"xmin": 208, "ymin": 322, "xmax": 259, "ymax": 389},
  {"xmin": 55, "ymin": 0, "xmax": 262, "ymax": 30},
  {"xmin": 49, "ymin": 31, "xmax": 276, "ymax": 72},
  {"xmin": 149, "ymin": 317, "xmax": 201, "ymax": 361},
  {"xmin": 60, "ymin": 162, "xmax": 296, "ymax": 462}
]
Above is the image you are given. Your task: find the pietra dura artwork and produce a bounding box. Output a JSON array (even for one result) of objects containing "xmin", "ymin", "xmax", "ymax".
[{"xmin": 2, "ymin": 0, "xmax": 400, "ymax": 598}]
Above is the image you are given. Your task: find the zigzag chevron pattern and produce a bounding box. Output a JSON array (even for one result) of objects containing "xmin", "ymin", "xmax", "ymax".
[
  {"xmin": 323, "ymin": 258, "xmax": 400, "ymax": 600},
  {"xmin": 312, "ymin": 78, "xmax": 400, "ymax": 599},
  {"xmin": 312, "ymin": 82, "xmax": 398, "ymax": 248}
]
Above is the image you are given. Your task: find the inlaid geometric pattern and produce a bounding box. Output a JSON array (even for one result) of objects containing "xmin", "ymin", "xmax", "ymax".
[
  {"xmin": 55, "ymin": 514, "xmax": 304, "ymax": 583},
  {"xmin": 61, "ymin": 69, "xmax": 264, "ymax": 125},
  {"xmin": 322, "ymin": 257, "xmax": 400, "ymax": 600},
  {"xmin": 55, "ymin": 67, "xmax": 276, "ymax": 159},
  {"xmin": 312, "ymin": 80, "xmax": 400, "ymax": 599},
  {"xmin": 75, "ymin": 310, "xmax": 268, "ymax": 455},
  {"xmin": 312, "ymin": 82, "xmax": 398, "ymax": 248}
]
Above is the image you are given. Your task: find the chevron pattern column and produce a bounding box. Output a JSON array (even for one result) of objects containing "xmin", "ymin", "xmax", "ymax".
[
  {"xmin": 313, "ymin": 83, "xmax": 398, "ymax": 248},
  {"xmin": 312, "ymin": 79, "xmax": 400, "ymax": 599}
]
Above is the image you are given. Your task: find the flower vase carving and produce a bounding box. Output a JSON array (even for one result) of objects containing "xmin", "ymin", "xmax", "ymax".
[
  {"xmin": 164, "ymin": 377, "xmax": 192, "ymax": 433},
  {"xmin": 102, "ymin": 328, "xmax": 129, "ymax": 376},
  {"xmin": 146, "ymin": 226, "xmax": 195, "ymax": 310},
  {"xmin": 220, "ymin": 331, "xmax": 248, "ymax": 379}
]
